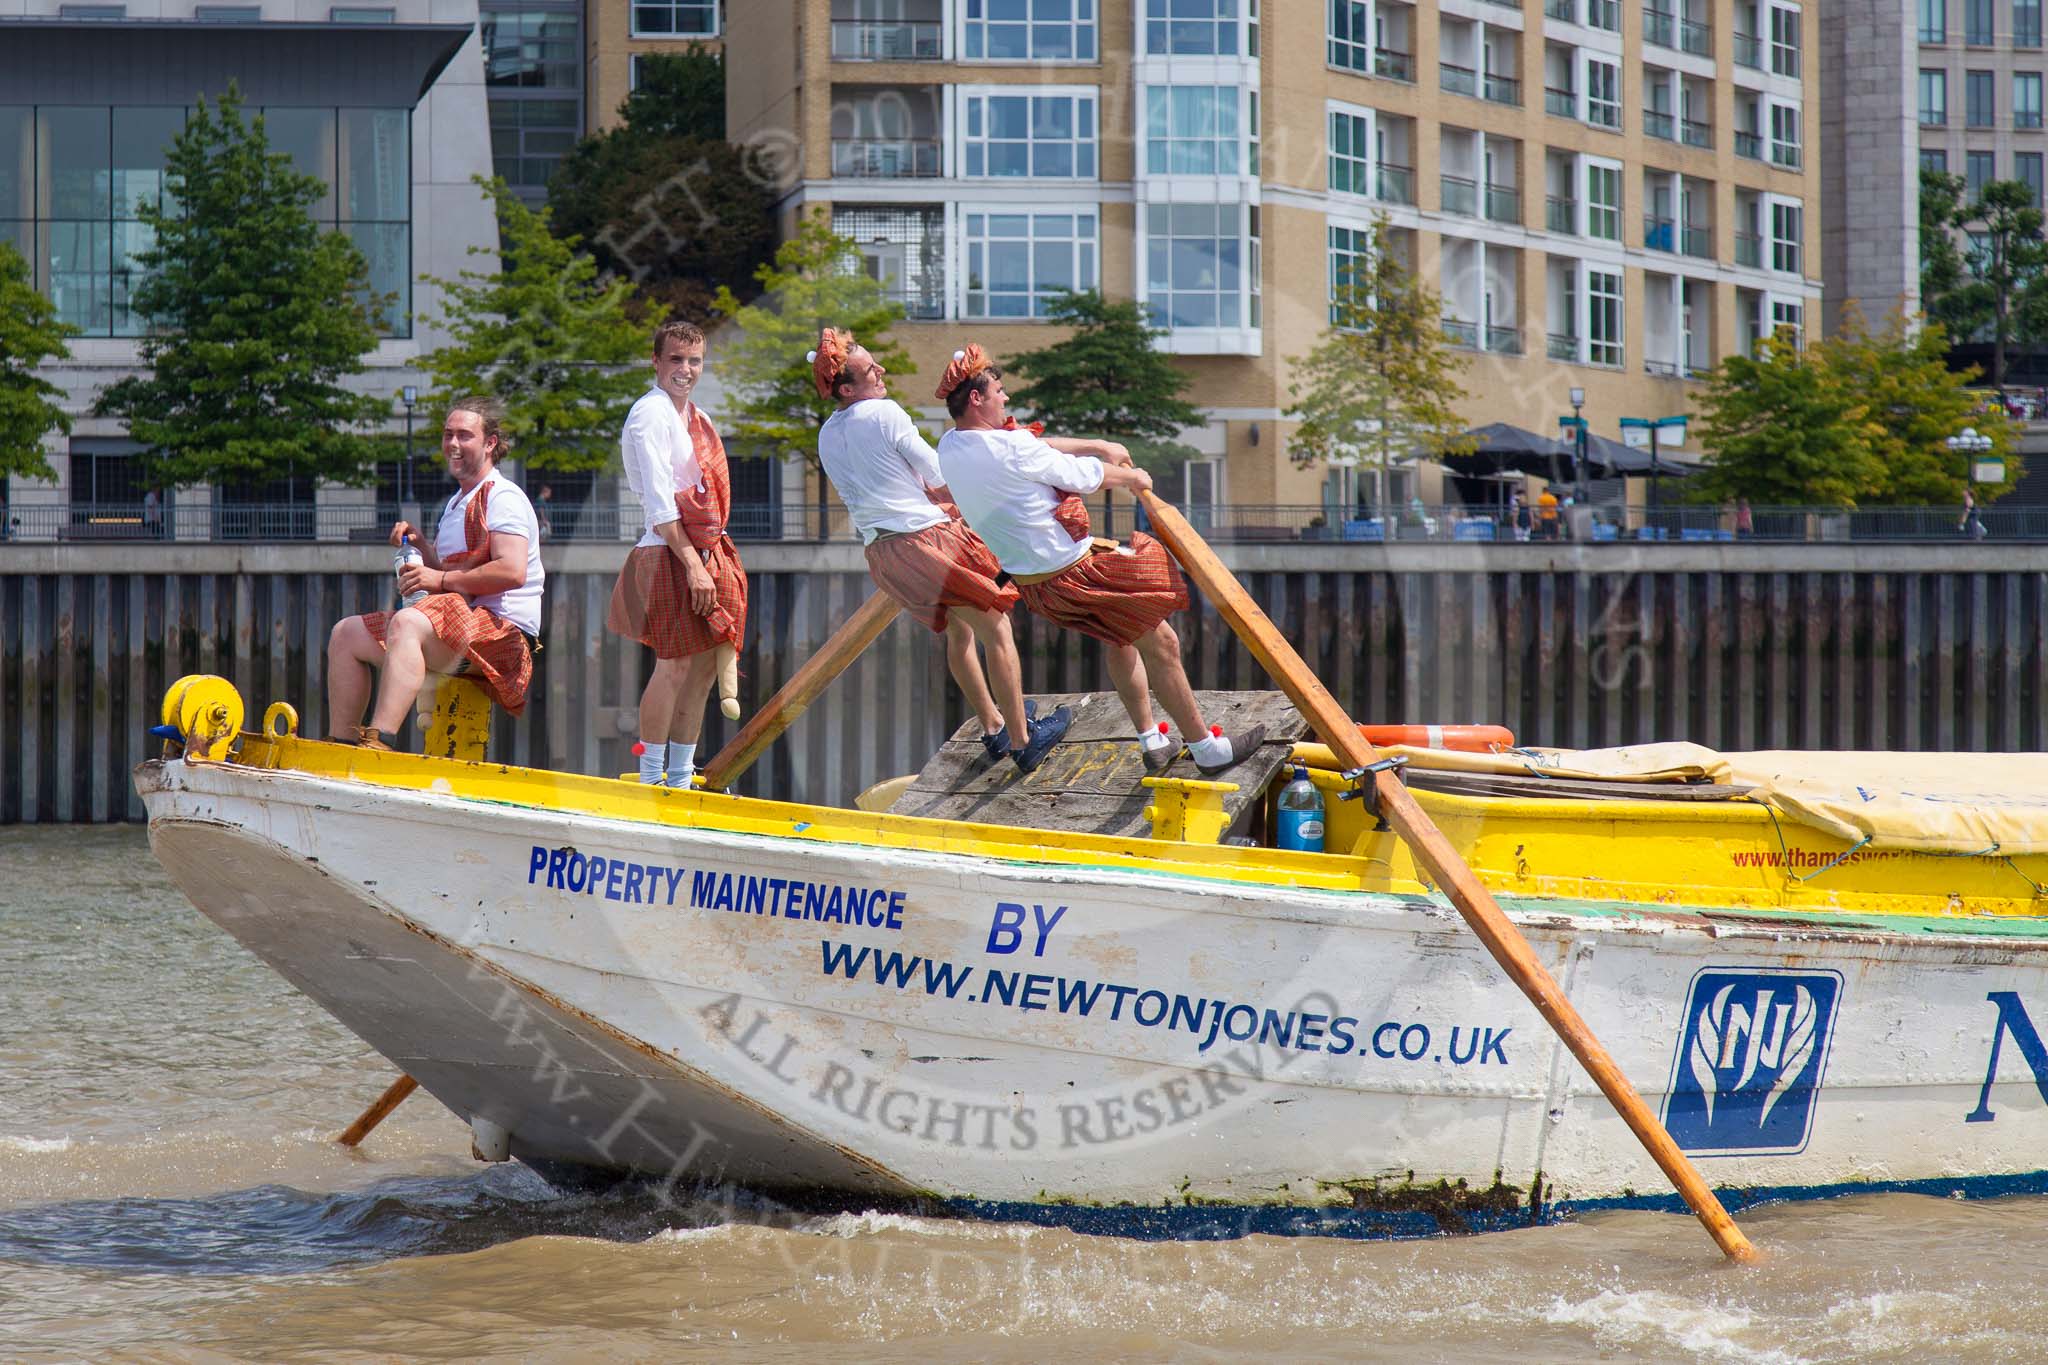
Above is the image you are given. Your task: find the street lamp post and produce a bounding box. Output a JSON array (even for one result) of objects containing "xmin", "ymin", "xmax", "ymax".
[
  {"xmin": 1619, "ymin": 414, "xmax": 1689, "ymax": 538},
  {"xmin": 1569, "ymin": 386, "xmax": 1587, "ymax": 499},
  {"xmin": 1948, "ymin": 426, "xmax": 1996, "ymax": 538},
  {"xmin": 400, "ymin": 385, "xmax": 419, "ymax": 507}
]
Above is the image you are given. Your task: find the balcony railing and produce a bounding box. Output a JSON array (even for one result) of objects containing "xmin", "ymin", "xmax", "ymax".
[
  {"xmin": 1483, "ymin": 70, "xmax": 1522, "ymax": 104},
  {"xmin": 2021, "ymin": 110, "xmax": 2046, "ymax": 128},
  {"xmin": 1440, "ymin": 173, "xmax": 1479, "ymax": 216},
  {"xmin": 1479, "ymin": 0, "xmax": 1522, "ymax": 10},
  {"xmin": 1770, "ymin": 141, "xmax": 1802, "ymax": 170},
  {"xmin": 1377, "ymin": 162, "xmax": 1415, "ymax": 204},
  {"xmin": 1734, "ymin": 30, "xmax": 1762, "ymax": 66},
  {"xmin": 1486, "ymin": 325, "xmax": 1524, "ymax": 355},
  {"xmin": 1645, "ymin": 357, "xmax": 1683, "ymax": 377},
  {"xmin": 1679, "ymin": 16, "xmax": 1712, "ymax": 54},
  {"xmin": 1547, "ymin": 331, "xmax": 1579, "ymax": 360},
  {"xmin": 1643, "ymin": 108, "xmax": 1676, "ymax": 140},
  {"xmin": 1442, "ymin": 317, "xmax": 1481, "ymax": 348},
  {"xmin": 1735, "ymin": 129, "xmax": 1763, "ymax": 158},
  {"xmin": 830, "ymin": 19, "xmax": 942, "ymax": 60},
  {"xmin": 1681, "ymin": 116, "xmax": 1713, "ymax": 148},
  {"xmin": 1546, "ymin": 194, "xmax": 1576, "ymax": 232},
  {"xmin": 881, "ymin": 287, "xmax": 946, "ymax": 320},
  {"xmin": 1545, "ymin": 86, "xmax": 1576, "ymax": 116},
  {"xmin": 1920, "ymin": 107, "xmax": 1948, "ymax": 126},
  {"xmin": 1644, "ymin": 215, "xmax": 1676, "ymax": 251},
  {"xmin": 1643, "ymin": 6, "xmax": 1675, "ymax": 47},
  {"xmin": 1681, "ymin": 224, "xmax": 1712, "ymax": 257},
  {"xmin": 1441, "ymin": 60, "xmax": 1479, "ymax": 96},
  {"xmin": 1735, "ymin": 230, "xmax": 1762, "ymax": 266},
  {"xmin": 1485, "ymin": 183, "xmax": 1521, "ymax": 222},
  {"xmin": 1375, "ymin": 46, "xmax": 1414, "ymax": 80},
  {"xmin": 831, "ymin": 138, "xmax": 941, "ymax": 178}
]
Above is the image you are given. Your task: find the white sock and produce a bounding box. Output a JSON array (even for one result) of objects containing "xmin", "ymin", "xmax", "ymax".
[
  {"xmin": 1190, "ymin": 731, "xmax": 1232, "ymax": 766},
  {"xmin": 666, "ymin": 741, "xmax": 697, "ymax": 788},
  {"xmin": 637, "ymin": 740, "xmax": 667, "ymax": 784},
  {"xmin": 1140, "ymin": 726, "xmax": 1173, "ymax": 753}
]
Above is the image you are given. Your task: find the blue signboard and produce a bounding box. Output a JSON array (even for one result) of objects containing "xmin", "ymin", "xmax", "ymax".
[{"xmin": 1662, "ymin": 969, "xmax": 1842, "ymax": 1156}]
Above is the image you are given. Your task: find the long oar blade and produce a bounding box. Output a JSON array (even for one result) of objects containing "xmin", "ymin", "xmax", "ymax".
[
  {"xmin": 336, "ymin": 1073, "xmax": 419, "ymax": 1148},
  {"xmin": 700, "ymin": 590, "xmax": 903, "ymax": 792},
  {"xmin": 1136, "ymin": 489, "xmax": 1757, "ymax": 1265}
]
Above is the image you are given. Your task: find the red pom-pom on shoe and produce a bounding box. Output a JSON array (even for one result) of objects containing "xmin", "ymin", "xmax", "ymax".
[
  {"xmin": 1209, "ymin": 725, "xmax": 1223, "ymax": 738},
  {"xmin": 631, "ymin": 741, "xmax": 647, "ymax": 756},
  {"xmin": 1158, "ymin": 722, "xmax": 1169, "ymax": 734}
]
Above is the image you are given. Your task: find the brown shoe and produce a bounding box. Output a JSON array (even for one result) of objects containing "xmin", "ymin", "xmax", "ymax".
[{"xmin": 353, "ymin": 726, "xmax": 394, "ymax": 752}]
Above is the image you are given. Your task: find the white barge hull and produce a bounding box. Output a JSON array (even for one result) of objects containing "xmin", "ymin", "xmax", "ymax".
[{"xmin": 137, "ymin": 758, "xmax": 2048, "ymax": 1234}]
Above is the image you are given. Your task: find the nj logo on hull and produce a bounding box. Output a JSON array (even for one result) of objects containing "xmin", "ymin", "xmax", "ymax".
[{"xmin": 1662, "ymin": 969, "xmax": 1842, "ymax": 1156}]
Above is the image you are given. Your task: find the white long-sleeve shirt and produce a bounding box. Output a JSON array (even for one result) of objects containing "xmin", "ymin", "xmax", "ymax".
[
  {"xmin": 619, "ymin": 386, "xmax": 705, "ymax": 549},
  {"xmin": 817, "ymin": 398, "xmax": 950, "ymax": 544},
  {"xmin": 935, "ymin": 426, "xmax": 1106, "ymax": 576}
]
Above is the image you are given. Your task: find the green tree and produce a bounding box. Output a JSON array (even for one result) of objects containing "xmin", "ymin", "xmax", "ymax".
[
  {"xmin": 1283, "ymin": 217, "xmax": 1471, "ymax": 504},
  {"xmin": 1692, "ymin": 330, "xmax": 1884, "ymax": 506},
  {"xmin": 1001, "ymin": 290, "xmax": 1205, "ymax": 470},
  {"xmin": 1920, "ymin": 169, "xmax": 1983, "ymax": 343},
  {"xmin": 1961, "ymin": 179, "xmax": 2047, "ymax": 393},
  {"xmin": 611, "ymin": 44, "xmax": 725, "ymax": 140},
  {"xmin": 94, "ymin": 87, "xmax": 388, "ymax": 489},
  {"xmin": 711, "ymin": 218, "xmax": 913, "ymax": 461},
  {"xmin": 418, "ymin": 177, "xmax": 649, "ymax": 473},
  {"xmin": 1833, "ymin": 305, "xmax": 2019, "ymax": 504},
  {"xmin": 0, "ymin": 241, "xmax": 78, "ymax": 482}
]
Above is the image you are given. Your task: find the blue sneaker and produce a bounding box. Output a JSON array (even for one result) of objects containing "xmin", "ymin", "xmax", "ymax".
[
  {"xmin": 978, "ymin": 699, "xmax": 1039, "ymax": 763},
  {"xmin": 1010, "ymin": 704, "xmax": 1073, "ymax": 774}
]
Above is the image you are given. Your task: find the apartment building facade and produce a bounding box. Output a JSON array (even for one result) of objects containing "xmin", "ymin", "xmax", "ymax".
[{"xmin": 723, "ymin": 0, "xmax": 1821, "ymax": 507}]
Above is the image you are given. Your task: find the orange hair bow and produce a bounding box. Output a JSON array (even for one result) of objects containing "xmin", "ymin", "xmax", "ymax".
[
  {"xmin": 808, "ymin": 327, "xmax": 853, "ymax": 401},
  {"xmin": 935, "ymin": 344, "xmax": 994, "ymax": 401}
]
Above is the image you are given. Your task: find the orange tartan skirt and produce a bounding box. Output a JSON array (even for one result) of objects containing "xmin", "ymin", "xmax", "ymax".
[
  {"xmin": 1016, "ymin": 532, "xmax": 1188, "ymax": 647},
  {"xmin": 364, "ymin": 594, "xmax": 534, "ymax": 715},
  {"xmin": 864, "ymin": 520, "xmax": 1019, "ymax": 633},
  {"xmin": 606, "ymin": 537, "xmax": 748, "ymax": 659}
]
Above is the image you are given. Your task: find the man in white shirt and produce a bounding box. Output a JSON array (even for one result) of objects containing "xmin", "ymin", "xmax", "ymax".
[
  {"xmin": 934, "ymin": 346, "xmax": 1264, "ymax": 777},
  {"xmin": 326, "ymin": 395, "xmax": 545, "ymax": 750},
  {"xmin": 811, "ymin": 327, "xmax": 1066, "ymax": 767},
  {"xmin": 606, "ymin": 320, "xmax": 748, "ymax": 787}
]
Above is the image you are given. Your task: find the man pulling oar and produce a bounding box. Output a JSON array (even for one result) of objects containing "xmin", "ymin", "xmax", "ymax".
[{"xmin": 1133, "ymin": 486, "xmax": 1759, "ymax": 1265}]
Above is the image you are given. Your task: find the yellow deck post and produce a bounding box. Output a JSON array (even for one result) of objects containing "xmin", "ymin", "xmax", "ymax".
[
  {"xmin": 1142, "ymin": 776, "xmax": 1241, "ymax": 843},
  {"xmin": 416, "ymin": 675, "xmax": 494, "ymax": 761}
]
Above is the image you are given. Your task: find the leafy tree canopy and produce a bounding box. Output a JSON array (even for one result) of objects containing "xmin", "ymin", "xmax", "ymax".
[
  {"xmin": 93, "ymin": 86, "xmax": 389, "ymax": 489},
  {"xmin": 1001, "ymin": 290, "xmax": 1204, "ymax": 470},
  {"xmin": 612, "ymin": 44, "xmax": 725, "ymax": 141},
  {"xmin": 711, "ymin": 219, "xmax": 913, "ymax": 463},
  {"xmin": 1283, "ymin": 216, "xmax": 1471, "ymax": 500},
  {"xmin": 1838, "ymin": 306, "xmax": 2020, "ymax": 503},
  {"xmin": 0, "ymin": 241, "xmax": 78, "ymax": 482},
  {"xmin": 418, "ymin": 177, "xmax": 650, "ymax": 474}
]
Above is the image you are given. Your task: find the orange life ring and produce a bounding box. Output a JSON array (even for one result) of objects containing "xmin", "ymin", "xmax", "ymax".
[{"xmin": 1359, "ymin": 724, "xmax": 1516, "ymax": 753}]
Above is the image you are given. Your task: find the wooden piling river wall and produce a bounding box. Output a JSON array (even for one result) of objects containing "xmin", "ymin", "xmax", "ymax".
[{"xmin": 4, "ymin": 541, "xmax": 2045, "ymax": 823}]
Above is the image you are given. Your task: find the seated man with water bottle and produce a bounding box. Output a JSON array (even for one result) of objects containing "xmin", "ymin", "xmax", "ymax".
[{"xmin": 325, "ymin": 395, "xmax": 546, "ymax": 750}]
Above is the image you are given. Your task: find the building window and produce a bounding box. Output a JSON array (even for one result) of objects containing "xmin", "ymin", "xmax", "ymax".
[
  {"xmin": 1770, "ymin": 5, "xmax": 1800, "ymax": 72},
  {"xmin": 2019, "ymin": 71, "xmax": 2044, "ymax": 125},
  {"xmin": 963, "ymin": 210, "xmax": 1097, "ymax": 318},
  {"xmin": 1921, "ymin": 70, "xmax": 1948, "ymax": 123},
  {"xmin": 1586, "ymin": 0, "xmax": 1620, "ymax": 31},
  {"xmin": 1147, "ymin": 0, "xmax": 1241, "ymax": 55},
  {"xmin": 1329, "ymin": 0, "xmax": 1370, "ymax": 71},
  {"xmin": 1585, "ymin": 161, "xmax": 1621, "ymax": 240},
  {"xmin": 1770, "ymin": 201, "xmax": 1801, "ymax": 274},
  {"xmin": 1329, "ymin": 222, "xmax": 1373, "ymax": 321},
  {"xmin": 1966, "ymin": 0, "xmax": 1995, "ymax": 40},
  {"xmin": 1923, "ymin": 147, "xmax": 1949, "ymax": 171},
  {"xmin": 489, "ymin": 96, "xmax": 578, "ymax": 192},
  {"xmin": 2020, "ymin": 151, "xmax": 2045, "ymax": 204},
  {"xmin": 1921, "ymin": 0, "xmax": 1947, "ymax": 41},
  {"xmin": 1146, "ymin": 87, "xmax": 1243, "ymax": 176},
  {"xmin": 962, "ymin": 91, "xmax": 1097, "ymax": 178},
  {"xmin": 1587, "ymin": 268, "xmax": 1623, "ymax": 367},
  {"xmin": 1328, "ymin": 107, "xmax": 1372, "ymax": 194},
  {"xmin": 631, "ymin": 0, "xmax": 715, "ymax": 37},
  {"xmin": 834, "ymin": 204, "xmax": 946, "ymax": 319},
  {"xmin": 194, "ymin": 5, "xmax": 261, "ymax": 17},
  {"xmin": 329, "ymin": 5, "xmax": 394, "ymax": 19},
  {"xmin": 963, "ymin": 0, "xmax": 1097, "ymax": 60},
  {"xmin": 1585, "ymin": 58, "xmax": 1620, "ymax": 128},
  {"xmin": 1967, "ymin": 70, "xmax": 1996, "ymax": 125},
  {"xmin": 1967, "ymin": 148, "xmax": 1997, "ymax": 197},
  {"xmin": 1144, "ymin": 201, "xmax": 1250, "ymax": 329},
  {"xmin": 1769, "ymin": 103, "xmax": 1802, "ymax": 167},
  {"xmin": 2019, "ymin": 0, "xmax": 2044, "ymax": 46},
  {"xmin": 1771, "ymin": 299, "xmax": 1804, "ymax": 347},
  {"xmin": 482, "ymin": 8, "xmax": 580, "ymax": 89}
]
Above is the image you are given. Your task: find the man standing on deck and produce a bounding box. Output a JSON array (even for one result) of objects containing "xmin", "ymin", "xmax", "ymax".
[
  {"xmin": 607, "ymin": 321, "xmax": 748, "ymax": 788},
  {"xmin": 810, "ymin": 328, "xmax": 1070, "ymax": 770},
  {"xmin": 325, "ymin": 395, "xmax": 544, "ymax": 750},
  {"xmin": 933, "ymin": 345, "xmax": 1265, "ymax": 776}
]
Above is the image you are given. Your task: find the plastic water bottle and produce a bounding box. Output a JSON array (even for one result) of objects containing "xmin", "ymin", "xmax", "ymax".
[
  {"xmin": 393, "ymin": 534, "xmax": 428, "ymax": 609},
  {"xmin": 1276, "ymin": 765, "xmax": 1325, "ymax": 853}
]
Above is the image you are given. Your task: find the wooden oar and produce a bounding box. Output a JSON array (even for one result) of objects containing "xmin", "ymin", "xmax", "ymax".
[
  {"xmin": 1136, "ymin": 489, "xmax": 1759, "ymax": 1265},
  {"xmin": 700, "ymin": 590, "xmax": 903, "ymax": 791},
  {"xmin": 336, "ymin": 1073, "xmax": 419, "ymax": 1148}
]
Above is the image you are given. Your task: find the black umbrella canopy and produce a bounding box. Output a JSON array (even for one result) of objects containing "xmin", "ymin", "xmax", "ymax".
[
  {"xmin": 1580, "ymin": 430, "xmax": 1701, "ymax": 475},
  {"xmin": 1463, "ymin": 422, "xmax": 1571, "ymax": 459},
  {"xmin": 1437, "ymin": 422, "xmax": 1571, "ymax": 479}
]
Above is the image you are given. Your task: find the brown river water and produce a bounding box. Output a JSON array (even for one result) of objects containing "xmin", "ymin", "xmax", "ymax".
[{"xmin": 5, "ymin": 824, "xmax": 2048, "ymax": 1362}]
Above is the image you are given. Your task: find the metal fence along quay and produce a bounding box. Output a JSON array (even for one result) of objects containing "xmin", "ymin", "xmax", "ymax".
[{"xmin": 6, "ymin": 541, "xmax": 2048, "ymax": 824}]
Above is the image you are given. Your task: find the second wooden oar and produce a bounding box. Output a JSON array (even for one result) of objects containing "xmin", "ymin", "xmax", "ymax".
[
  {"xmin": 1136, "ymin": 488, "xmax": 1758, "ymax": 1265},
  {"xmin": 336, "ymin": 1073, "xmax": 418, "ymax": 1148},
  {"xmin": 700, "ymin": 590, "xmax": 903, "ymax": 792}
]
